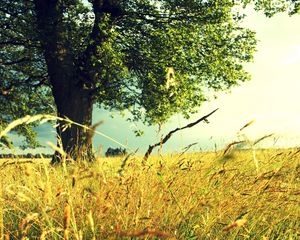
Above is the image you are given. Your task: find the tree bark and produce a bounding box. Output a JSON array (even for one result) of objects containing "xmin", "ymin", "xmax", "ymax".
[{"xmin": 51, "ymin": 86, "xmax": 95, "ymax": 164}]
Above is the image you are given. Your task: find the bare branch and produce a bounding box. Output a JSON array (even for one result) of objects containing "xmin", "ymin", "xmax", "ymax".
[{"xmin": 143, "ymin": 108, "xmax": 219, "ymax": 162}]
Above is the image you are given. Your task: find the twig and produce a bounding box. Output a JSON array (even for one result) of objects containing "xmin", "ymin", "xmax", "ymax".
[
  {"xmin": 177, "ymin": 142, "xmax": 198, "ymax": 159},
  {"xmin": 253, "ymin": 133, "xmax": 274, "ymax": 146},
  {"xmin": 223, "ymin": 141, "xmax": 245, "ymax": 156}
]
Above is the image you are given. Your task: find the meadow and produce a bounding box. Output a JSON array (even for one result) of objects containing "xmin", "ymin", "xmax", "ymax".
[{"xmin": 0, "ymin": 148, "xmax": 299, "ymax": 240}]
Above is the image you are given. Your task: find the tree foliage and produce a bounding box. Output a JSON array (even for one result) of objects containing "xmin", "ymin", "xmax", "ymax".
[{"xmin": 0, "ymin": 0, "xmax": 298, "ymax": 151}]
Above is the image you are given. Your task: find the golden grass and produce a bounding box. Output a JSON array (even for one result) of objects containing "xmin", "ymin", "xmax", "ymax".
[{"xmin": 0, "ymin": 149, "xmax": 299, "ymax": 239}]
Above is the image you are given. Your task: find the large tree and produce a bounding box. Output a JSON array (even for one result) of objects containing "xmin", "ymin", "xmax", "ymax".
[{"xmin": 0, "ymin": 0, "xmax": 298, "ymax": 163}]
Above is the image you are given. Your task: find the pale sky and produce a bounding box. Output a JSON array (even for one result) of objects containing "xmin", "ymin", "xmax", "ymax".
[{"xmin": 4, "ymin": 8, "xmax": 300, "ymax": 154}]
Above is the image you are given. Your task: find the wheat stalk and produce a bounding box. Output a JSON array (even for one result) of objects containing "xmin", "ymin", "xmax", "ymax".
[
  {"xmin": 87, "ymin": 211, "xmax": 96, "ymax": 240},
  {"xmin": 0, "ymin": 183, "xmax": 3, "ymax": 240},
  {"xmin": 63, "ymin": 203, "xmax": 71, "ymax": 240}
]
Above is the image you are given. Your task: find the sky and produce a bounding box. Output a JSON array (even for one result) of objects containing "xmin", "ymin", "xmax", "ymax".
[{"xmin": 3, "ymin": 8, "xmax": 300, "ymax": 155}]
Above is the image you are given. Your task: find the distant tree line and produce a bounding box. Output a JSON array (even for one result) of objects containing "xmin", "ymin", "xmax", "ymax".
[
  {"xmin": 105, "ymin": 147, "xmax": 127, "ymax": 157},
  {"xmin": 0, "ymin": 147, "xmax": 127, "ymax": 159},
  {"xmin": 0, "ymin": 153, "xmax": 53, "ymax": 159}
]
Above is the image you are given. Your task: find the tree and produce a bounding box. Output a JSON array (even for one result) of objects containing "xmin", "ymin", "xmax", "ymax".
[
  {"xmin": 105, "ymin": 147, "xmax": 127, "ymax": 157},
  {"xmin": 0, "ymin": 0, "xmax": 298, "ymax": 163}
]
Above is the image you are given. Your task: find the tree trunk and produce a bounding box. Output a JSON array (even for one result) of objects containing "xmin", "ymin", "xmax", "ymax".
[{"xmin": 51, "ymin": 86, "xmax": 95, "ymax": 164}]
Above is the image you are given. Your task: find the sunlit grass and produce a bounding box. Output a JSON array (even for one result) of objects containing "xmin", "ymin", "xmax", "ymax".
[{"xmin": 0, "ymin": 149, "xmax": 299, "ymax": 239}]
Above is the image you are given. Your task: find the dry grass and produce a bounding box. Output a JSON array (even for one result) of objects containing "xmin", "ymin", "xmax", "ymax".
[{"xmin": 0, "ymin": 149, "xmax": 299, "ymax": 239}]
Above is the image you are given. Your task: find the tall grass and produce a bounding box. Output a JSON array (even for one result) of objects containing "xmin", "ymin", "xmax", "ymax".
[
  {"xmin": 0, "ymin": 115, "xmax": 299, "ymax": 239},
  {"xmin": 0, "ymin": 149, "xmax": 299, "ymax": 239}
]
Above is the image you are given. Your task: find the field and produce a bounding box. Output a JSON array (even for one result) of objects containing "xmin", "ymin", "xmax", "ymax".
[{"xmin": 0, "ymin": 149, "xmax": 299, "ymax": 239}]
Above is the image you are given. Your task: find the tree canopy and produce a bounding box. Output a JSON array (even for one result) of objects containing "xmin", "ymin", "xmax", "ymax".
[{"xmin": 0, "ymin": 0, "xmax": 299, "ymax": 158}]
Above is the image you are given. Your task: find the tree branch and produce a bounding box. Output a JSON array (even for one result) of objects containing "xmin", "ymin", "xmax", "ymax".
[
  {"xmin": 143, "ymin": 108, "xmax": 219, "ymax": 162},
  {"xmin": 79, "ymin": 0, "xmax": 124, "ymax": 69}
]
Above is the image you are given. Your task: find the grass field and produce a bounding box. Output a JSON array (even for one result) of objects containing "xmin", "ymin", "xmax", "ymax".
[{"xmin": 0, "ymin": 149, "xmax": 299, "ymax": 239}]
